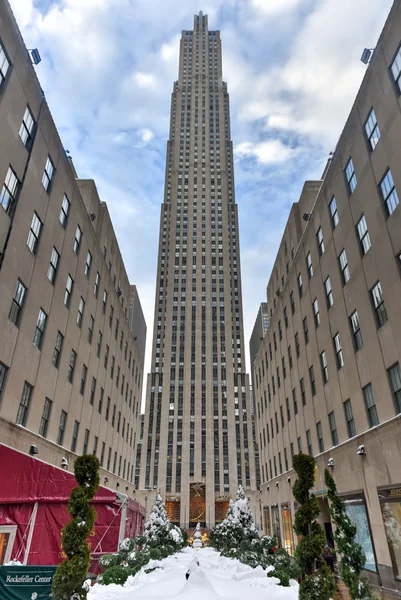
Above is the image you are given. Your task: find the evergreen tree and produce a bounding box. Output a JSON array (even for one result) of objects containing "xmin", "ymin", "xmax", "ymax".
[
  {"xmin": 209, "ymin": 487, "xmax": 258, "ymax": 554},
  {"xmin": 292, "ymin": 454, "xmax": 335, "ymax": 600},
  {"xmin": 144, "ymin": 493, "xmax": 183, "ymax": 548},
  {"xmin": 232, "ymin": 485, "xmax": 257, "ymax": 535},
  {"xmin": 52, "ymin": 455, "xmax": 100, "ymax": 600},
  {"xmin": 193, "ymin": 523, "xmax": 203, "ymax": 548},
  {"xmin": 324, "ymin": 469, "xmax": 376, "ymax": 600}
]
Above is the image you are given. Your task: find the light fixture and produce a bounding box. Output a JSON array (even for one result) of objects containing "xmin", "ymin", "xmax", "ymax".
[
  {"xmin": 267, "ymin": 486, "xmax": 270, "ymax": 492},
  {"xmin": 29, "ymin": 445, "xmax": 38, "ymax": 455},
  {"xmin": 360, "ymin": 48, "xmax": 374, "ymax": 65},
  {"xmin": 88, "ymin": 213, "xmax": 96, "ymax": 222},
  {"xmin": 287, "ymin": 477, "xmax": 291, "ymax": 484},
  {"xmin": 104, "ymin": 477, "xmax": 108, "ymax": 483},
  {"xmin": 276, "ymin": 289, "xmax": 281, "ymax": 298},
  {"xmin": 28, "ymin": 48, "xmax": 41, "ymax": 65},
  {"xmin": 303, "ymin": 213, "xmax": 311, "ymax": 222},
  {"xmin": 116, "ymin": 482, "xmax": 120, "ymax": 488},
  {"xmin": 61, "ymin": 457, "xmax": 68, "ymax": 469},
  {"xmin": 327, "ymin": 458, "xmax": 334, "ymax": 468},
  {"xmin": 275, "ymin": 481, "xmax": 279, "ymax": 488},
  {"xmin": 357, "ymin": 445, "xmax": 365, "ymax": 456},
  {"xmin": 125, "ymin": 486, "xmax": 129, "ymax": 492}
]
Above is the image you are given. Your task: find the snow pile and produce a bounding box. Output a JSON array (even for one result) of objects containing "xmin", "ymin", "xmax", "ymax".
[{"xmin": 88, "ymin": 547, "xmax": 299, "ymax": 600}]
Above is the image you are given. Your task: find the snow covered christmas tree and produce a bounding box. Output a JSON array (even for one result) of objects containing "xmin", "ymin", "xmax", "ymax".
[
  {"xmin": 193, "ymin": 523, "xmax": 203, "ymax": 549},
  {"xmin": 209, "ymin": 486, "xmax": 258, "ymax": 553},
  {"xmin": 144, "ymin": 493, "xmax": 183, "ymax": 549}
]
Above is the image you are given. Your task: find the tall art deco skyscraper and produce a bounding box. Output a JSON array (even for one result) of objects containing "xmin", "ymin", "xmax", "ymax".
[{"xmin": 137, "ymin": 12, "xmax": 256, "ymax": 528}]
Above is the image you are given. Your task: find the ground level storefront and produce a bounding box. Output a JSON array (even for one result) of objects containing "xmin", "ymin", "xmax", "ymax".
[{"xmin": 260, "ymin": 417, "xmax": 401, "ymax": 596}]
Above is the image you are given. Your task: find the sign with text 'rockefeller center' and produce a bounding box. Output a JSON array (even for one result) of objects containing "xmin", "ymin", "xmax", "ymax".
[{"xmin": 0, "ymin": 566, "xmax": 56, "ymax": 600}]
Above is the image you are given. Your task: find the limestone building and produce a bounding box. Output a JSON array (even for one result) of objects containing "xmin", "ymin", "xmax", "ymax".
[
  {"xmin": 0, "ymin": 0, "xmax": 145, "ymax": 493},
  {"xmin": 137, "ymin": 12, "xmax": 257, "ymax": 528},
  {"xmin": 252, "ymin": 0, "xmax": 401, "ymax": 594}
]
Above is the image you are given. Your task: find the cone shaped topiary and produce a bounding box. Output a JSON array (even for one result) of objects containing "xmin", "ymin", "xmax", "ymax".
[
  {"xmin": 324, "ymin": 468, "xmax": 376, "ymax": 600},
  {"xmin": 292, "ymin": 454, "xmax": 335, "ymax": 600},
  {"xmin": 52, "ymin": 454, "xmax": 100, "ymax": 600}
]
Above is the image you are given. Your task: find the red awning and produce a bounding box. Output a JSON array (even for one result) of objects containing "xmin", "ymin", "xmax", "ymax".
[{"xmin": 0, "ymin": 444, "xmax": 116, "ymax": 504}]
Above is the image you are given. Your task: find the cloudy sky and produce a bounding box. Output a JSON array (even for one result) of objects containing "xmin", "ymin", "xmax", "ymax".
[{"xmin": 11, "ymin": 0, "xmax": 393, "ymax": 401}]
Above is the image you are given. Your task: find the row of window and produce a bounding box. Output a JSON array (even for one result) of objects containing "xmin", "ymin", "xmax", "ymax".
[{"xmin": 261, "ymin": 362, "xmax": 401, "ymax": 482}]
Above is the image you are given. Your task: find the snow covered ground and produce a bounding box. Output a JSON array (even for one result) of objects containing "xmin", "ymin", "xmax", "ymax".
[{"xmin": 88, "ymin": 547, "xmax": 299, "ymax": 600}]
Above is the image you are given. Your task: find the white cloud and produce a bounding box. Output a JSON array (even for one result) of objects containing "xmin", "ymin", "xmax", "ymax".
[
  {"xmin": 250, "ymin": 0, "xmax": 302, "ymax": 16},
  {"xmin": 141, "ymin": 128, "xmax": 154, "ymax": 142},
  {"xmin": 134, "ymin": 71, "xmax": 157, "ymax": 88},
  {"xmin": 235, "ymin": 139, "xmax": 297, "ymax": 165},
  {"xmin": 160, "ymin": 35, "xmax": 180, "ymax": 62}
]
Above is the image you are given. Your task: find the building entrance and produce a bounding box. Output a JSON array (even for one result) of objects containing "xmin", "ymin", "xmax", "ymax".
[{"xmin": 189, "ymin": 482, "xmax": 206, "ymax": 527}]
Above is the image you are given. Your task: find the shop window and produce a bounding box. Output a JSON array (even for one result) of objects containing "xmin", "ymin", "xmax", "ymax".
[
  {"xmin": 344, "ymin": 496, "xmax": 376, "ymax": 572},
  {"xmin": 380, "ymin": 487, "xmax": 401, "ymax": 577},
  {"xmin": 263, "ymin": 506, "xmax": 271, "ymax": 536},
  {"xmin": 281, "ymin": 502, "xmax": 295, "ymax": 556},
  {"xmin": 0, "ymin": 526, "xmax": 17, "ymax": 565},
  {"xmin": 271, "ymin": 504, "xmax": 281, "ymax": 547}
]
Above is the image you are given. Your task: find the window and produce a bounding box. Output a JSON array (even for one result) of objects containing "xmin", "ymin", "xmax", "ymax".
[
  {"xmin": 27, "ymin": 212, "xmax": 42, "ymax": 254},
  {"xmin": 39, "ymin": 398, "xmax": 52, "ymax": 437},
  {"xmin": 317, "ymin": 227, "xmax": 325, "ymax": 256},
  {"xmin": 98, "ymin": 388, "xmax": 104, "ymax": 415},
  {"xmin": 57, "ymin": 410, "xmax": 67, "ymax": 445},
  {"xmin": 390, "ymin": 45, "xmax": 401, "ymax": 92},
  {"xmin": 74, "ymin": 225, "xmax": 82, "ymax": 254},
  {"xmin": 96, "ymin": 331, "xmax": 102, "ymax": 358},
  {"xmin": 16, "ymin": 382, "xmax": 32, "ymax": 426},
  {"xmin": 47, "ymin": 247, "xmax": 60, "ymax": 284},
  {"xmin": 313, "ymin": 298, "xmax": 320, "ymax": 327},
  {"xmin": 345, "ymin": 157, "xmax": 357, "ymax": 193},
  {"xmin": 71, "ymin": 420, "xmax": 79, "ymax": 452},
  {"xmin": 94, "ymin": 272, "xmax": 100, "ymax": 298},
  {"xmin": 356, "ymin": 215, "xmax": 371, "ymax": 255},
  {"xmin": 9, "ymin": 279, "xmax": 27, "ymax": 326},
  {"xmin": 300, "ymin": 377, "xmax": 306, "ymax": 405},
  {"xmin": 344, "ymin": 399, "xmax": 356, "ymax": 438},
  {"xmin": 329, "ymin": 196, "xmax": 339, "ymax": 228},
  {"xmin": 316, "ymin": 422, "xmax": 324, "ymax": 453},
  {"xmin": 380, "ymin": 169, "xmax": 399, "ymax": 216},
  {"xmin": 33, "ymin": 308, "xmax": 47, "ymax": 350},
  {"xmin": 0, "ymin": 167, "xmax": 19, "ymax": 214},
  {"xmin": 87, "ymin": 315, "xmax": 94, "ymax": 344},
  {"xmin": 325, "ymin": 276, "xmax": 333, "ymax": 308},
  {"xmin": 303, "ymin": 316, "xmax": 309, "ymax": 344},
  {"xmin": 295, "ymin": 332, "xmax": 300, "ymax": 358},
  {"xmin": 298, "ymin": 436, "xmax": 302, "ymax": 453},
  {"xmin": 290, "ymin": 291, "xmax": 295, "ymax": 314},
  {"xmin": 105, "ymin": 397, "xmax": 110, "ymax": 421},
  {"xmin": 306, "ymin": 253, "xmax": 313, "ymax": 279},
  {"xmin": 320, "ymin": 351, "xmax": 328, "ymax": 383},
  {"xmin": 80, "ymin": 365, "xmax": 87, "ymax": 395},
  {"xmin": 297, "ymin": 273, "xmax": 303, "ymax": 298},
  {"xmin": 364, "ymin": 108, "xmax": 380, "ymax": 150},
  {"xmin": 350, "ymin": 311, "xmax": 363, "ymax": 351},
  {"xmin": 59, "ymin": 194, "xmax": 70, "ymax": 228},
  {"xmin": 0, "ymin": 40, "xmax": 10, "ymax": 86},
  {"xmin": 288, "ymin": 345, "xmax": 293, "ymax": 369},
  {"xmin": 90, "ymin": 377, "xmax": 96, "ymax": 406},
  {"xmin": 293, "ymin": 388, "xmax": 298, "ymax": 414},
  {"xmin": 388, "ymin": 363, "xmax": 401, "ymax": 414},
  {"xmin": 104, "ymin": 344, "xmax": 109, "ymax": 369},
  {"xmin": 67, "ymin": 350, "xmax": 76, "ymax": 383},
  {"xmin": 52, "ymin": 331, "xmax": 63, "ymax": 367},
  {"xmin": 109, "ymin": 305, "xmax": 114, "ymax": 328},
  {"xmin": 363, "ymin": 384, "xmax": 379, "ymax": 428},
  {"xmin": 329, "ymin": 411, "xmax": 338, "ymax": 446},
  {"xmin": 84, "ymin": 251, "xmax": 92, "ymax": 277},
  {"xmin": 19, "ymin": 106, "xmax": 35, "ymax": 147},
  {"xmin": 309, "ymin": 366, "xmax": 316, "ymax": 395},
  {"xmin": 102, "ymin": 290, "xmax": 108, "ymax": 313},
  {"xmin": 42, "ymin": 156, "xmax": 54, "ymax": 191},
  {"xmin": 333, "ymin": 333, "xmax": 344, "ymax": 368},
  {"xmin": 339, "ymin": 249, "xmax": 350, "ymax": 284},
  {"xmin": 371, "ymin": 281, "xmax": 388, "ymax": 327},
  {"xmin": 306, "ymin": 429, "xmax": 313, "ymax": 456},
  {"xmin": 0, "ymin": 362, "xmax": 7, "ymax": 404},
  {"xmin": 64, "ymin": 275, "xmax": 74, "ymax": 307},
  {"xmin": 77, "ymin": 297, "xmax": 85, "ymax": 328}
]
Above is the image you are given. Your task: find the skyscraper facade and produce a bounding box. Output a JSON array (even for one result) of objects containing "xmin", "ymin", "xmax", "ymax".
[{"xmin": 138, "ymin": 12, "xmax": 257, "ymax": 528}]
